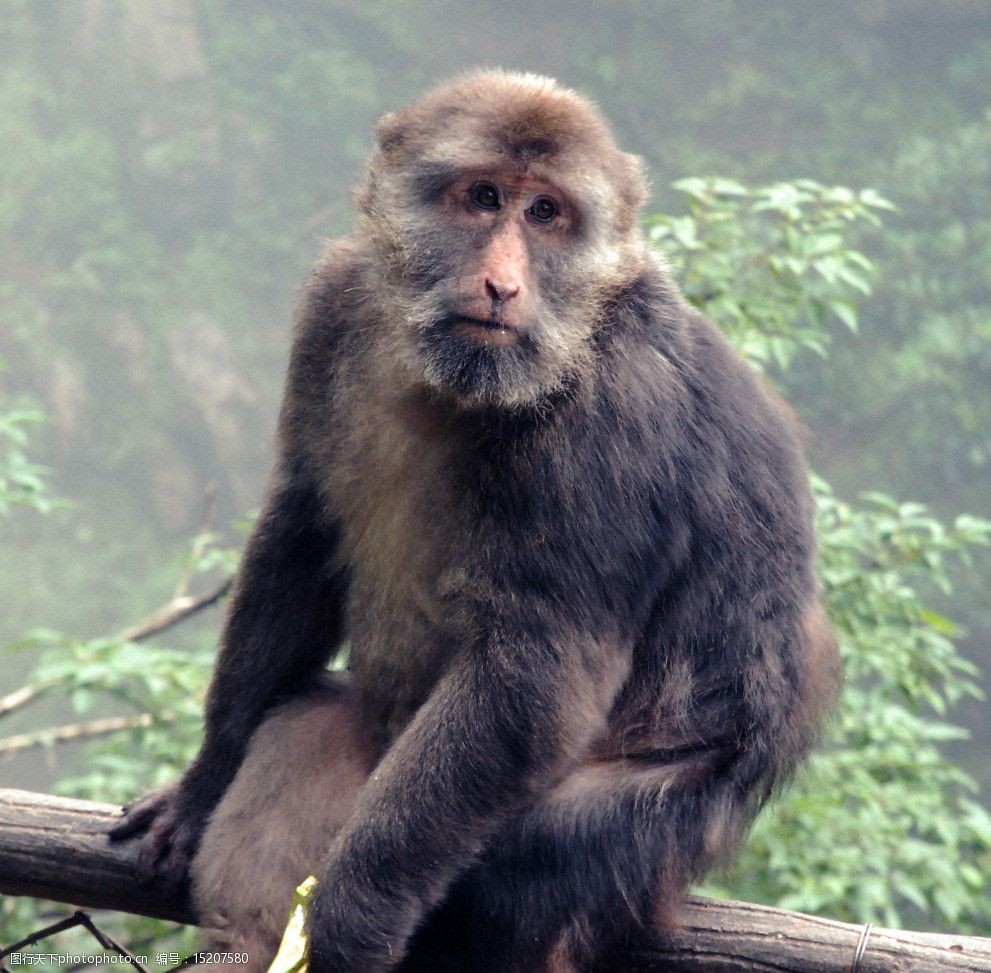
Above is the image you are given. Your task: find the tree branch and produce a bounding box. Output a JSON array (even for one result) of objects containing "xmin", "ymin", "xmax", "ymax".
[
  {"xmin": 0, "ymin": 789, "xmax": 193, "ymax": 924},
  {"xmin": 115, "ymin": 577, "xmax": 231, "ymax": 645},
  {"xmin": 0, "ymin": 911, "xmax": 147, "ymax": 972},
  {"xmin": 0, "ymin": 713, "xmax": 172, "ymax": 757},
  {"xmin": 0, "ymin": 565, "xmax": 230, "ymax": 724},
  {"xmin": 0, "ymin": 682, "xmax": 50, "ymax": 719},
  {"xmin": 2, "ymin": 789, "xmax": 989, "ymax": 971}
]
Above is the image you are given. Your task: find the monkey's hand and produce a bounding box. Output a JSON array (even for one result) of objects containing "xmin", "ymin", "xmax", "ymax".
[
  {"xmin": 108, "ymin": 781, "xmax": 211, "ymax": 888},
  {"xmin": 306, "ymin": 860, "xmax": 421, "ymax": 973}
]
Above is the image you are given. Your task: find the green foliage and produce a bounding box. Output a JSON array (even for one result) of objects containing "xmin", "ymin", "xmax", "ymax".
[
  {"xmin": 10, "ymin": 629, "xmax": 210, "ymax": 802},
  {"xmin": 0, "ymin": 355, "xmax": 57, "ymax": 515},
  {"xmin": 0, "ymin": 405, "xmax": 52, "ymax": 515},
  {"xmin": 655, "ymin": 179, "xmax": 991, "ymax": 931},
  {"xmin": 649, "ymin": 178, "xmax": 894, "ymax": 371},
  {"xmin": 714, "ymin": 484, "xmax": 991, "ymax": 929},
  {"xmin": 793, "ymin": 113, "xmax": 991, "ymax": 514}
]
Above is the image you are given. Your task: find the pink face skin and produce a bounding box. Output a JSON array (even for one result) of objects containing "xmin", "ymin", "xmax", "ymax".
[{"xmin": 442, "ymin": 170, "xmax": 577, "ymax": 347}]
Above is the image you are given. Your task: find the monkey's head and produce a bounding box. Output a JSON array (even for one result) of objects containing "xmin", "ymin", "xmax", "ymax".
[{"xmin": 356, "ymin": 70, "xmax": 650, "ymax": 409}]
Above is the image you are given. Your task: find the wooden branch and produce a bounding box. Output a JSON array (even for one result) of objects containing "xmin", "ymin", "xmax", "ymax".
[
  {"xmin": 0, "ymin": 573, "xmax": 230, "ymax": 723},
  {"xmin": 116, "ymin": 577, "xmax": 231, "ymax": 644},
  {"xmin": 0, "ymin": 683, "xmax": 51, "ymax": 719},
  {"xmin": 0, "ymin": 789, "xmax": 193, "ymax": 924},
  {"xmin": 2, "ymin": 790, "xmax": 991, "ymax": 969},
  {"xmin": 0, "ymin": 713, "xmax": 172, "ymax": 757},
  {"xmin": 1, "ymin": 911, "xmax": 148, "ymax": 971}
]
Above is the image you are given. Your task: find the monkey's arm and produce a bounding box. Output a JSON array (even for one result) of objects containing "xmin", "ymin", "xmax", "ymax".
[
  {"xmin": 110, "ymin": 472, "xmax": 348, "ymax": 884},
  {"xmin": 306, "ymin": 616, "xmax": 624, "ymax": 973}
]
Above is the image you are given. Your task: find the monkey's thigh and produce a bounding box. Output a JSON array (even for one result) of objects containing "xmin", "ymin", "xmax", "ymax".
[{"xmin": 190, "ymin": 674, "xmax": 373, "ymax": 972}]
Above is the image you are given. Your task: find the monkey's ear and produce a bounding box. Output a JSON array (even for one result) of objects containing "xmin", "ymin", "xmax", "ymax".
[
  {"xmin": 375, "ymin": 110, "xmax": 409, "ymax": 156},
  {"xmin": 613, "ymin": 152, "xmax": 649, "ymax": 233},
  {"xmin": 620, "ymin": 153, "xmax": 649, "ymax": 209}
]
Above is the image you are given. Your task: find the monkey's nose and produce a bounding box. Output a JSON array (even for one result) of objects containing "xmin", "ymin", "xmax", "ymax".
[{"xmin": 485, "ymin": 277, "xmax": 521, "ymax": 303}]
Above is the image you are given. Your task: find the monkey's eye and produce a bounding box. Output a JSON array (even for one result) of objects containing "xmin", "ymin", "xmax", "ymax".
[
  {"xmin": 469, "ymin": 182, "xmax": 501, "ymax": 210},
  {"xmin": 528, "ymin": 197, "xmax": 558, "ymax": 223}
]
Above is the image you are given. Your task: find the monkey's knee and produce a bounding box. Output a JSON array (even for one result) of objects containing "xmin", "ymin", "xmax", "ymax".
[{"xmin": 191, "ymin": 674, "xmax": 373, "ymax": 966}]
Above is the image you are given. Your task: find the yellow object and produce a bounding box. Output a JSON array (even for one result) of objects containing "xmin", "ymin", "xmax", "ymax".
[{"xmin": 266, "ymin": 876, "xmax": 318, "ymax": 973}]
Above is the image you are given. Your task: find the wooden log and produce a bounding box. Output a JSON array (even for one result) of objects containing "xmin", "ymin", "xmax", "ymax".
[
  {"xmin": 612, "ymin": 899, "xmax": 991, "ymax": 971},
  {"xmin": 2, "ymin": 788, "xmax": 991, "ymax": 970},
  {"xmin": 0, "ymin": 788, "xmax": 192, "ymax": 924}
]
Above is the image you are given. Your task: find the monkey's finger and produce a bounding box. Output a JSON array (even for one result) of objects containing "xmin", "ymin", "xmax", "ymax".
[
  {"xmin": 155, "ymin": 826, "xmax": 196, "ymax": 890},
  {"xmin": 135, "ymin": 817, "xmax": 178, "ymax": 882},
  {"xmin": 108, "ymin": 790, "xmax": 171, "ymax": 841}
]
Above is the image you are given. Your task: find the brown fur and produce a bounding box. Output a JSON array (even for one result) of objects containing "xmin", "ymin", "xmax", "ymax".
[{"xmin": 191, "ymin": 675, "xmax": 373, "ymax": 970}]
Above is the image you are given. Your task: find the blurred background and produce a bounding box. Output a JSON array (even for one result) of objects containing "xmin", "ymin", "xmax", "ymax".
[{"xmin": 2, "ymin": 0, "xmax": 990, "ymax": 951}]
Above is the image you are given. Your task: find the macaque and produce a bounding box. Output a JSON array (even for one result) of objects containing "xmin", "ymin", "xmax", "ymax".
[{"xmin": 112, "ymin": 70, "xmax": 840, "ymax": 973}]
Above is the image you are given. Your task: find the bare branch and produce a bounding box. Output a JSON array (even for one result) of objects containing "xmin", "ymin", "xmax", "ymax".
[
  {"xmin": 0, "ymin": 682, "xmax": 53, "ymax": 719},
  {"xmin": 0, "ymin": 578, "xmax": 227, "ymax": 726},
  {"xmin": 0, "ymin": 910, "xmax": 147, "ymax": 972},
  {"xmin": 172, "ymin": 482, "xmax": 219, "ymax": 600},
  {"xmin": 1, "ymin": 912, "xmax": 88, "ymax": 959},
  {"xmin": 116, "ymin": 577, "xmax": 231, "ymax": 644},
  {"xmin": 0, "ymin": 713, "xmax": 174, "ymax": 757},
  {"xmin": 0, "ymin": 789, "xmax": 193, "ymax": 924}
]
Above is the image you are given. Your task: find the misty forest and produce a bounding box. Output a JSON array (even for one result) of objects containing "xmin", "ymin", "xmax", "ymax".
[{"xmin": 1, "ymin": 1, "xmax": 990, "ymax": 967}]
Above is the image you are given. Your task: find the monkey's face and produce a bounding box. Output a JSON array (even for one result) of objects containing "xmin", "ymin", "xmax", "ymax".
[
  {"xmin": 356, "ymin": 72, "xmax": 649, "ymax": 409},
  {"xmin": 378, "ymin": 166, "xmax": 635, "ymax": 410}
]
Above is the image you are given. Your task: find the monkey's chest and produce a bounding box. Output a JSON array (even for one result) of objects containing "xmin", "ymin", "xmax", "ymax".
[
  {"xmin": 330, "ymin": 411, "xmax": 469, "ymax": 742},
  {"xmin": 345, "ymin": 534, "xmax": 462, "ymax": 745}
]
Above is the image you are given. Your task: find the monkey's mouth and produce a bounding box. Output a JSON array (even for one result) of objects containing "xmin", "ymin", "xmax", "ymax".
[
  {"xmin": 449, "ymin": 314, "xmax": 522, "ymax": 348},
  {"xmin": 418, "ymin": 312, "xmax": 545, "ymax": 405}
]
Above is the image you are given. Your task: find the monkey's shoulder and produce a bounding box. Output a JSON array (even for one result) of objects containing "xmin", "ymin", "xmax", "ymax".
[
  {"xmin": 605, "ymin": 268, "xmax": 813, "ymax": 525},
  {"xmin": 293, "ymin": 238, "xmax": 377, "ymax": 350},
  {"xmin": 282, "ymin": 240, "xmax": 385, "ymax": 406},
  {"xmin": 608, "ymin": 268, "xmax": 799, "ymax": 445},
  {"xmin": 273, "ymin": 240, "xmax": 375, "ymax": 466}
]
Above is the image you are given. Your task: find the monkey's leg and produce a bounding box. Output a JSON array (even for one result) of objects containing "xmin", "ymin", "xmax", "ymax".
[
  {"xmin": 188, "ymin": 696, "xmax": 758, "ymax": 973},
  {"xmin": 400, "ymin": 749, "xmax": 754, "ymax": 973},
  {"xmin": 188, "ymin": 673, "xmax": 373, "ymax": 973}
]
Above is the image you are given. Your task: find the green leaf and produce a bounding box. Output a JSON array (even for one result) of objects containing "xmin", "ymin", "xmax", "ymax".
[{"xmin": 829, "ymin": 299, "xmax": 858, "ymax": 332}]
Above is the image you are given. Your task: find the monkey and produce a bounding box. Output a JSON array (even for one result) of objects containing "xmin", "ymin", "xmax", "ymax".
[{"xmin": 110, "ymin": 70, "xmax": 841, "ymax": 972}]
